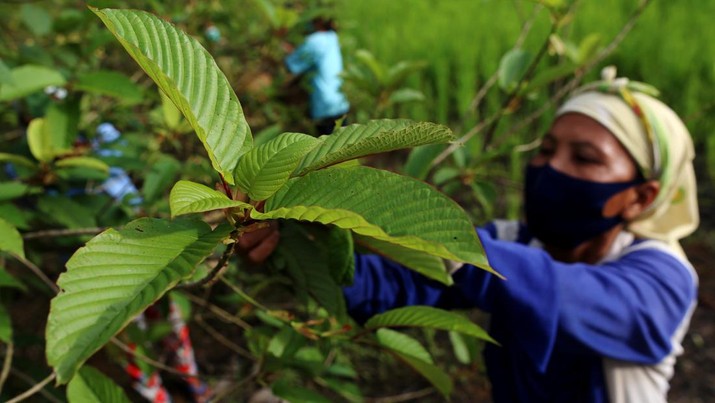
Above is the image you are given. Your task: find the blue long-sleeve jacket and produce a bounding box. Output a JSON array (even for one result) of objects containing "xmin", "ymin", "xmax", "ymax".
[{"xmin": 343, "ymin": 221, "xmax": 698, "ymax": 402}]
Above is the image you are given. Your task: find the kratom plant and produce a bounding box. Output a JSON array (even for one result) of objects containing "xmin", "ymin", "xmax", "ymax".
[{"xmin": 36, "ymin": 7, "xmax": 497, "ymax": 400}]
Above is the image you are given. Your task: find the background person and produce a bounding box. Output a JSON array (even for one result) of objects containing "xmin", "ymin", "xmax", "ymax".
[
  {"xmin": 240, "ymin": 71, "xmax": 699, "ymax": 402},
  {"xmin": 283, "ymin": 15, "xmax": 350, "ymax": 135}
]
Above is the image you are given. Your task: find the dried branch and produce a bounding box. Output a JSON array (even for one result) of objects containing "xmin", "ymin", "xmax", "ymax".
[
  {"xmin": 5, "ymin": 372, "xmax": 55, "ymax": 403},
  {"xmin": 22, "ymin": 227, "xmax": 105, "ymax": 240},
  {"xmin": 182, "ymin": 292, "xmax": 252, "ymax": 330},
  {"xmin": 17, "ymin": 257, "xmax": 57, "ymax": 293},
  {"xmin": 0, "ymin": 341, "xmax": 12, "ymax": 393},
  {"xmin": 195, "ymin": 315, "xmax": 254, "ymax": 360}
]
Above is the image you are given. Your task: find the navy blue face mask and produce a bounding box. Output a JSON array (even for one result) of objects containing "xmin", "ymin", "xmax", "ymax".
[{"xmin": 524, "ymin": 164, "xmax": 644, "ymax": 248}]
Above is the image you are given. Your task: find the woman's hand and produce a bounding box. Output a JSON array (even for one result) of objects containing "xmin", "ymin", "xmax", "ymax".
[{"xmin": 237, "ymin": 222, "xmax": 281, "ymax": 265}]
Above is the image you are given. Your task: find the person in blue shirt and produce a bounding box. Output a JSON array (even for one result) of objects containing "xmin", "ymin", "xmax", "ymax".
[
  {"xmin": 284, "ymin": 16, "xmax": 350, "ymax": 135},
  {"xmin": 239, "ymin": 70, "xmax": 699, "ymax": 402}
]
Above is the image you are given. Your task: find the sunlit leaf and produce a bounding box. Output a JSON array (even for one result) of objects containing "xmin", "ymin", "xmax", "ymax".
[
  {"xmin": 67, "ymin": 366, "xmax": 132, "ymax": 403},
  {"xmin": 376, "ymin": 328, "xmax": 433, "ymax": 364},
  {"xmin": 254, "ymin": 166, "xmax": 494, "ymax": 283},
  {"xmin": 75, "ymin": 70, "xmax": 143, "ymax": 104},
  {"xmin": 169, "ymin": 180, "xmax": 252, "ymax": 217},
  {"xmin": 56, "ymin": 157, "xmax": 110, "ymax": 173},
  {"xmin": 0, "ymin": 65, "xmax": 66, "ymax": 101},
  {"xmin": 235, "ymin": 132, "xmax": 319, "ymax": 201},
  {"xmin": 92, "ymin": 8, "xmax": 252, "ymax": 184},
  {"xmin": 365, "ymin": 306, "xmax": 496, "ymax": 343},
  {"xmin": 354, "ymin": 235, "xmax": 450, "ymax": 284},
  {"xmin": 46, "ymin": 218, "xmax": 231, "ymax": 384},
  {"xmin": 0, "ymin": 217, "xmax": 24, "ymax": 259},
  {"xmin": 27, "ymin": 118, "xmax": 55, "ymax": 162},
  {"xmin": 294, "ymin": 120, "xmax": 454, "ymax": 176}
]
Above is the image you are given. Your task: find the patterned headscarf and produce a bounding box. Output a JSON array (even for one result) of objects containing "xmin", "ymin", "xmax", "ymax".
[{"xmin": 555, "ymin": 67, "xmax": 699, "ymax": 256}]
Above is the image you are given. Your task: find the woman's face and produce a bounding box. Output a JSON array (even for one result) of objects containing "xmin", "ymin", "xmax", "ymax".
[{"xmin": 530, "ymin": 112, "xmax": 639, "ymax": 183}]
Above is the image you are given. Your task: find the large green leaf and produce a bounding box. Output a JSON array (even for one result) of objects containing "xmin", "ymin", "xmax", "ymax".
[
  {"xmin": 293, "ymin": 120, "xmax": 454, "ymax": 176},
  {"xmin": 389, "ymin": 349, "xmax": 453, "ymax": 398},
  {"xmin": 66, "ymin": 366, "xmax": 132, "ymax": 403},
  {"xmin": 365, "ymin": 306, "xmax": 496, "ymax": 343},
  {"xmin": 0, "ymin": 217, "xmax": 24, "ymax": 259},
  {"xmin": 169, "ymin": 180, "xmax": 252, "ymax": 217},
  {"xmin": 45, "ymin": 99, "xmax": 80, "ymax": 153},
  {"xmin": 46, "ymin": 218, "xmax": 231, "ymax": 384},
  {"xmin": 0, "ymin": 303, "xmax": 11, "ymax": 343},
  {"xmin": 376, "ymin": 328, "xmax": 433, "ymax": 364},
  {"xmin": 253, "ymin": 167, "xmax": 494, "ymax": 283},
  {"xmin": 92, "ymin": 8, "xmax": 252, "ymax": 184},
  {"xmin": 355, "ymin": 235, "xmax": 450, "ymax": 284},
  {"xmin": 235, "ymin": 132, "xmax": 319, "ymax": 201},
  {"xmin": 274, "ymin": 222, "xmax": 350, "ymax": 320},
  {"xmin": 75, "ymin": 70, "xmax": 143, "ymax": 104},
  {"xmin": 0, "ymin": 65, "xmax": 66, "ymax": 101}
]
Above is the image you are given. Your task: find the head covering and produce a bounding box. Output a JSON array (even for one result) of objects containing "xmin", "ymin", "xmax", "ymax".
[{"xmin": 555, "ymin": 67, "xmax": 699, "ymax": 257}]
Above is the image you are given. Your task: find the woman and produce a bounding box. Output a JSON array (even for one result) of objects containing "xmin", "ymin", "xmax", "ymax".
[{"xmin": 241, "ymin": 72, "xmax": 699, "ymax": 402}]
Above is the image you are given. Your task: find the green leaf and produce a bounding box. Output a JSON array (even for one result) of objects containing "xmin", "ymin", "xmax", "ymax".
[
  {"xmin": 254, "ymin": 166, "xmax": 494, "ymax": 282},
  {"xmin": 498, "ymin": 48, "xmax": 532, "ymax": 92},
  {"xmin": 37, "ymin": 195, "xmax": 97, "ymax": 229},
  {"xmin": 0, "ymin": 217, "xmax": 24, "ymax": 259},
  {"xmin": 272, "ymin": 379, "xmax": 332, "ymax": 403},
  {"xmin": 577, "ymin": 33, "xmax": 603, "ymax": 64},
  {"xmin": 0, "ymin": 203, "xmax": 32, "ymax": 230},
  {"xmin": 388, "ymin": 88, "xmax": 425, "ymax": 105},
  {"xmin": 522, "ymin": 62, "xmax": 577, "ymax": 94},
  {"xmin": 169, "ymin": 180, "xmax": 252, "ymax": 217},
  {"xmin": 0, "ymin": 152, "xmax": 37, "ymax": 169},
  {"xmin": 0, "ymin": 267, "xmax": 26, "ymax": 291},
  {"xmin": 376, "ymin": 328, "xmax": 433, "ymax": 364},
  {"xmin": 75, "ymin": 70, "xmax": 143, "ymax": 104},
  {"xmin": 293, "ymin": 120, "xmax": 455, "ymax": 176},
  {"xmin": 0, "ymin": 303, "xmax": 11, "ymax": 343},
  {"xmin": 55, "ymin": 157, "xmax": 110, "ymax": 173},
  {"xmin": 389, "ymin": 350, "xmax": 453, "ymax": 398},
  {"xmin": 235, "ymin": 132, "xmax": 319, "ymax": 201},
  {"xmin": 92, "ymin": 8, "xmax": 252, "ymax": 184},
  {"xmin": 354, "ymin": 235, "xmax": 450, "ymax": 284},
  {"xmin": 365, "ymin": 306, "xmax": 496, "ymax": 344},
  {"xmin": 20, "ymin": 4, "xmax": 52, "ymax": 37},
  {"xmin": 27, "ymin": 118, "xmax": 56, "ymax": 162},
  {"xmin": 355, "ymin": 49, "xmax": 386, "ymax": 84},
  {"xmin": 275, "ymin": 222, "xmax": 350, "ymax": 319},
  {"xmin": 0, "ymin": 65, "xmax": 66, "ymax": 101},
  {"xmin": 45, "ymin": 99, "xmax": 80, "ymax": 153},
  {"xmin": 66, "ymin": 366, "xmax": 132, "ymax": 403},
  {"xmin": 0, "ymin": 59, "xmax": 11, "ymax": 85},
  {"xmin": 46, "ymin": 217, "xmax": 231, "ymax": 384},
  {"xmin": 403, "ymin": 144, "xmax": 445, "ymax": 180},
  {"xmin": 0, "ymin": 182, "xmax": 41, "ymax": 202},
  {"xmin": 159, "ymin": 90, "xmax": 182, "ymax": 130},
  {"xmin": 267, "ymin": 326, "xmax": 304, "ymax": 358},
  {"xmin": 142, "ymin": 154, "xmax": 181, "ymax": 203}
]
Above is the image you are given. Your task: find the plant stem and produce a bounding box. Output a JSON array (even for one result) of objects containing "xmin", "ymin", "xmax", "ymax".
[
  {"xmin": 110, "ymin": 337, "xmax": 207, "ymax": 380},
  {"xmin": 178, "ymin": 243, "xmax": 236, "ymax": 289},
  {"xmin": 194, "ymin": 315, "xmax": 254, "ymax": 360},
  {"xmin": 0, "ymin": 341, "xmax": 12, "ymax": 393},
  {"xmin": 220, "ymin": 277, "xmax": 270, "ymax": 312},
  {"xmin": 17, "ymin": 256, "xmax": 58, "ymax": 293},
  {"xmin": 219, "ymin": 174, "xmax": 233, "ymax": 199},
  {"xmin": 182, "ymin": 292, "xmax": 252, "ymax": 330},
  {"xmin": 5, "ymin": 372, "xmax": 55, "ymax": 403},
  {"xmin": 22, "ymin": 227, "xmax": 105, "ymax": 240}
]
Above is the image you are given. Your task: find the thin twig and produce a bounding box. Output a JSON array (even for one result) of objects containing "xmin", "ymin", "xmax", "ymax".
[
  {"xmin": 6, "ymin": 369, "xmax": 62, "ymax": 403},
  {"xmin": 0, "ymin": 341, "xmax": 12, "ymax": 393},
  {"xmin": 469, "ymin": 4, "xmax": 543, "ymax": 113},
  {"xmin": 211, "ymin": 362, "xmax": 262, "ymax": 402},
  {"xmin": 17, "ymin": 256, "xmax": 58, "ymax": 293},
  {"xmin": 195, "ymin": 315, "xmax": 254, "ymax": 360},
  {"xmin": 182, "ymin": 292, "xmax": 252, "ymax": 330},
  {"xmin": 22, "ymin": 227, "xmax": 106, "ymax": 240},
  {"xmin": 5, "ymin": 372, "xmax": 55, "ymax": 403},
  {"xmin": 367, "ymin": 387, "xmax": 435, "ymax": 403},
  {"xmin": 110, "ymin": 337, "xmax": 207, "ymax": 380},
  {"xmin": 220, "ymin": 277, "xmax": 269, "ymax": 312},
  {"xmin": 498, "ymin": 0, "xmax": 652, "ymax": 145},
  {"xmin": 178, "ymin": 243, "xmax": 236, "ymax": 289}
]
